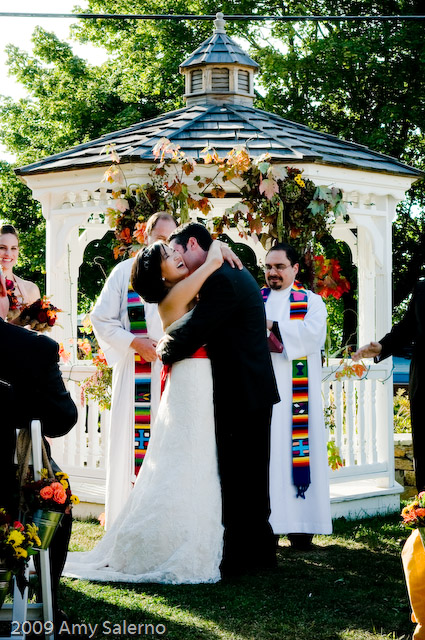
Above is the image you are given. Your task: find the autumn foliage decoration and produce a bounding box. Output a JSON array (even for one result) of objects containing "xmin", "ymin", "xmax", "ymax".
[
  {"xmin": 103, "ymin": 138, "xmax": 349, "ymax": 297},
  {"xmin": 313, "ymin": 255, "xmax": 351, "ymax": 300},
  {"xmin": 103, "ymin": 141, "xmax": 211, "ymax": 260}
]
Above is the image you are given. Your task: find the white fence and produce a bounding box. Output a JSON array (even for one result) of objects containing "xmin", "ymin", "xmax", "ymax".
[
  {"xmin": 322, "ymin": 362, "xmax": 394, "ymax": 489},
  {"xmin": 53, "ymin": 361, "xmax": 396, "ymax": 501},
  {"xmin": 50, "ymin": 364, "xmax": 109, "ymax": 485}
]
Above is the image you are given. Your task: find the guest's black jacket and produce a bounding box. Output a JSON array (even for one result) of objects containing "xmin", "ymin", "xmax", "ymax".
[
  {"xmin": 0, "ymin": 319, "xmax": 78, "ymax": 511},
  {"xmin": 376, "ymin": 279, "xmax": 425, "ymax": 491}
]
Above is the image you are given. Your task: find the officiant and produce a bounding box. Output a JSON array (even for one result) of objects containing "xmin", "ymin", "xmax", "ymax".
[{"xmin": 262, "ymin": 243, "xmax": 332, "ymax": 549}]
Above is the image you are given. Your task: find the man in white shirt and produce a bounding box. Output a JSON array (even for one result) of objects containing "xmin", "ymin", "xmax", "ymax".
[
  {"xmin": 263, "ymin": 243, "xmax": 332, "ymax": 549},
  {"xmin": 91, "ymin": 212, "xmax": 177, "ymax": 528}
]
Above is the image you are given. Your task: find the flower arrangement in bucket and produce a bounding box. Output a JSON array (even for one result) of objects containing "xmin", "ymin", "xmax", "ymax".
[
  {"xmin": 402, "ymin": 491, "xmax": 425, "ymax": 542},
  {"xmin": 0, "ymin": 507, "xmax": 41, "ymax": 601},
  {"xmin": 21, "ymin": 470, "xmax": 79, "ymax": 550},
  {"xmin": 400, "ymin": 491, "xmax": 425, "ymax": 637}
]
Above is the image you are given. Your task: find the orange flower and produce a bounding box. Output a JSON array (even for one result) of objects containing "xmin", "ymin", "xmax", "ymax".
[
  {"xmin": 53, "ymin": 489, "xmax": 67, "ymax": 505},
  {"xmin": 133, "ymin": 222, "xmax": 147, "ymax": 245},
  {"xmin": 351, "ymin": 363, "xmax": 367, "ymax": 378},
  {"xmin": 40, "ymin": 486, "xmax": 54, "ymax": 500},
  {"xmin": 59, "ymin": 343, "xmax": 71, "ymax": 364},
  {"xmin": 118, "ymin": 227, "xmax": 132, "ymax": 243}
]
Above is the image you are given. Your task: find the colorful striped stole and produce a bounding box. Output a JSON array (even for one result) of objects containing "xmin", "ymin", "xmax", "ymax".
[
  {"xmin": 262, "ymin": 281, "xmax": 311, "ymax": 498},
  {"xmin": 127, "ymin": 287, "xmax": 151, "ymax": 477}
]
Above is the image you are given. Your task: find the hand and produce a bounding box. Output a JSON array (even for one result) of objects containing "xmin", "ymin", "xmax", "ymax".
[
  {"xmin": 219, "ymin": 243, "xmax": 243, "ymax": 270},
  {"xmin": 351, "ymin": 341, "xmax": 382, "ymax": 361},
  {"xmin": 131, "ymin": 336, "xmax": 158, "ymax": 362},
  {"xmin": 156, "ymin": 336, "xmax": 167, "ymax": 361}
]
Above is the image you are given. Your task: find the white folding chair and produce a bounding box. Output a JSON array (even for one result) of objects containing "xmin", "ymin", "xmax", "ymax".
[{"xmin": 0, "ymin": 420, "xmax": 55, "ymax": 640}]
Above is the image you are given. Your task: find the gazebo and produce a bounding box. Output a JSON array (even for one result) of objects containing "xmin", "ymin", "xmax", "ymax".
[{"xmin": 16, "ymin": 13, "xmax": 422, "ymax": 518}]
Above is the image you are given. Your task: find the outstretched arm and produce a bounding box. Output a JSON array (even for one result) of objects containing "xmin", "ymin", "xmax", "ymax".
[
  {"xmin": 159, "ymin": 240, "xmax": 223, "ymax": 326},
  {"xmin": 351, "ymin": 341, "xmax": 382, "ymax": 361}
]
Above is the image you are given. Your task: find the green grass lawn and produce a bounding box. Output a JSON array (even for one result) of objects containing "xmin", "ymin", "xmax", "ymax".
[{"xmin": 56, "ymin": 513, "xmax": 415, "ymax": 640}]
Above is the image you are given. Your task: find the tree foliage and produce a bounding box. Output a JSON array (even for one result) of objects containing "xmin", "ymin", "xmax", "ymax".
[{"xmin": 0, "ymin": 0, "xmax": 424, "ymax": 316}]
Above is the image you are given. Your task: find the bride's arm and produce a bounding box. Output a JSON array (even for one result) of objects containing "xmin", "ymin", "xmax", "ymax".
[{"xmin": 160, "ymin": 240, "xmax": 223, "ymax": 315}]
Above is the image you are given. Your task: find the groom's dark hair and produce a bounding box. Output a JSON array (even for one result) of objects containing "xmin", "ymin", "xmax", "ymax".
[{"xmin": 168, "ymin": 222, "xmax": 212, "ymax": 251}]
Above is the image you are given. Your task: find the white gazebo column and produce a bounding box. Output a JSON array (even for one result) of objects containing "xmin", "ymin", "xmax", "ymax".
[
  {"xmin": 45, "ymin": 213, "xmax": 84, "ymax": 353},
  {"xmin": 354, "ymin": 225, "xmax": 377, "ymax": 346}
]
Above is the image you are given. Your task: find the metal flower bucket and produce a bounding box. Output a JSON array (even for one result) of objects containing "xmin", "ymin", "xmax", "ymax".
[
  {"xmin": 0, "ymin": 568, "xmax": 12, "ymax": 608},
  {"xmin": 31, "ymin": 510, "xmax": 63, "ymax": 550}
]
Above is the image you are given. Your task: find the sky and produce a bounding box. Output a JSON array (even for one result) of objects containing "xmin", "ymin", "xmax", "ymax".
[{"xmin": 0, "ymin": 1, "xmax": 107, "ymax": 162}]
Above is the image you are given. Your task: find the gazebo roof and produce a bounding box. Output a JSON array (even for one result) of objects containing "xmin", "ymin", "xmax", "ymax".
[
  {"xmin": 16, "ymin": 102, "xmax": 422, "ymax": 178},
  {"xmin": 179, "ymin": 23, "xmax": 259, "ymax": 70}
]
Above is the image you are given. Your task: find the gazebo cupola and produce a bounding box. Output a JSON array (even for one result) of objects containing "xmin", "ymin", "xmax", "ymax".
[{"xmin": 179, "ymin": 12, "xmax": 259, "ymax": 107}]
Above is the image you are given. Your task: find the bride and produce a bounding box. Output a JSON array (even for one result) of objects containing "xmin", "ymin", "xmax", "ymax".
[{"xmin": 64, "ymin": 239, "xmax": 228, "ymax": 584}]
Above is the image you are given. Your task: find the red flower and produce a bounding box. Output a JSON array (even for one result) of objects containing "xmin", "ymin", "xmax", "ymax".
[{"xmin": 313, "ymin": 255, "xmax": 350, "ymax": 300}]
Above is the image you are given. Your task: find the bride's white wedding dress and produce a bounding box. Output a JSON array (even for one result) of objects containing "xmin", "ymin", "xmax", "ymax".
[{"xmin": 64, "ymin": 311, "xmax": 223, "ymax": 584}]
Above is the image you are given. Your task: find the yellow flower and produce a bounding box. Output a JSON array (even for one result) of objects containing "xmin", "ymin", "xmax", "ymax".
[
  {"xmin": 294, "ymin": 174, "xmax": 305, "ymax": 188},
  {"xmin": 70, "ymin": 495, "xmax": 80, "ymax": 505},
  {"xmin": 14, "ymin": 547, "xmax": 28, "ymax": 559},
  {"xmin": 40, "ymin": 468, "xmax": 49, "ymax": 480},
  {"xmin": 56, "ymin": 472, "xmax": 69, "ymax": 480},
  {"xmin": 25, "ymin": 524, "xmax": 41, "ymax": 547},
  {"xmin": 8, "ymin": 531, "xmax": 25, "ymax": 547},
  {"xmin": 60, "ymin": 479, "xmax": 69, "ymax": 489}
]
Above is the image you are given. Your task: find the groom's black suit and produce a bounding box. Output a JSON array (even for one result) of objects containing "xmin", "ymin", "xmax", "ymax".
[
  {"xmin": 159, "ymin": 263, "xmax": 280, "ymax": 574},
  {"xmin": 0, "ymin": 318, "xmax": 78, "ymax": 614}
]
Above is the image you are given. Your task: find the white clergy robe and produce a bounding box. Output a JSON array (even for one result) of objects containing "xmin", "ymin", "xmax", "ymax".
[
  {"xmin": 91, "ymin": 258, "xmax": 163, "ymax": 529},
  {"xmin": 265, "ymin": 284, "xmax": 332, "ymax": 534}
]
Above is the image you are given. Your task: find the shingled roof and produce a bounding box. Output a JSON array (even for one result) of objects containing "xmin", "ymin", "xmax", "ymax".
[
  {"xmin": 16, "ymin": 12, "xmax": 422, "ymax": 180},
  {"xmin": 179, "ymin": 24, "xmax": 259, "ymax": 70},
  {"xmin": 16, "ymin": 102, "xmax": 422, "ymax": 178}
]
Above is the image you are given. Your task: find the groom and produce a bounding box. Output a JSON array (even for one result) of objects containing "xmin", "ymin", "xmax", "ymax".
[{"xmin": 158, "ymin": 223, "xmax": 279, "ymax": 577}]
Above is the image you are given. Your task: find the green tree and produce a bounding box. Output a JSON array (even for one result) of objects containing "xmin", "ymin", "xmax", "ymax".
[
  {"xmin": 0, "ymin": 162, "xmax": 45, "ymax": 291},
  {"xmin": 252, "ymin": 0, "xmax": 425, "ymax": 309},
  {"xmin": 1, "ymin": 0, "xmax": 424, "ymax": 318}
]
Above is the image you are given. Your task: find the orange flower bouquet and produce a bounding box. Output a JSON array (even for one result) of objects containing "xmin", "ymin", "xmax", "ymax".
[
  {"xmin": 402, "ymin": 492, "xmax": 425, "ymax": 532},
  {"xmin": 21, "ymin": 469, "xmax": 79, "ymax": 516},
  {"xmin": 15, "ymin": 296, "xmax": 61, "ymax": 332}
]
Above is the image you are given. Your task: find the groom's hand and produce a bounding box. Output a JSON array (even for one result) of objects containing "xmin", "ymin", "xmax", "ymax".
[{"xmin": 131, "ymin": 336, "xmax": 158, "ymax": 362}]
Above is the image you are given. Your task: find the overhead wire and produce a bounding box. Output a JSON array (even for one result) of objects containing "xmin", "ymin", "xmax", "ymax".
[{"xmin": 0, "ymin": 12, "xmax": 424, "ymax": 22}]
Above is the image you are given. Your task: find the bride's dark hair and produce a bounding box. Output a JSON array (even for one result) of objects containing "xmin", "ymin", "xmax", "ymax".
[{"xmin": 131, "ymin": 242, "xmax": 169, "ymax": 303}]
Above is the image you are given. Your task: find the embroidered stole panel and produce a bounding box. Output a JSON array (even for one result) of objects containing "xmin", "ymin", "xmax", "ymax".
[
  {"xmin": 262, "ymin": 282, "xmax": 311, "ymax": 498},
  {"xmin": 127, "ymin": 288, "xmax": 151, "ymax": 476}
]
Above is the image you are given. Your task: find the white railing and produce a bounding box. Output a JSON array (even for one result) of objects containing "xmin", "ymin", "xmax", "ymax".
[
  {"xmin": 322, "ymin": 361, "xmax": 394, "ymax": 485},
  {"xmin": 53, "ymin": 361, "xmax": 395, "ymax": 498},
  {"xmin": 50, "ymin": 364, "xmax": 109, "ymax": 483}
]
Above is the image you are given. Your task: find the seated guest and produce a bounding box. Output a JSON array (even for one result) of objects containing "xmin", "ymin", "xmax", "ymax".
[{"xmin": 0, "ymin": 272, "xmax": 78, "ymax": 623}]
